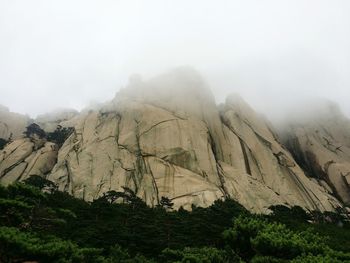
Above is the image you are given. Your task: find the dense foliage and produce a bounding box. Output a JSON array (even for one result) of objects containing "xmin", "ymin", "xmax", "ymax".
[{"xmin": 0, "ymin": 179, "xmax": 349, "ymax": 262}]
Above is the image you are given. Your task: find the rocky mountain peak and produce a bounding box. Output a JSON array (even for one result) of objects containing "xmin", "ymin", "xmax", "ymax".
[
  {"xmin": 0, "ymin": 69, "xmax": 348, "ymax": 213},
  {"xmin": 115, "ymin": 67, "xmax": 216, "ymax": 119},
  {"xmin": 278, "ymin": 100, "xmax": 350, "ymax": 206}
]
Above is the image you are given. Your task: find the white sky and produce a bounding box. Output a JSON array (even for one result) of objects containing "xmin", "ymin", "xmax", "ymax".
[{"xmin": 0, "ymin": 0, "xmax": 349, "ymax": 119}]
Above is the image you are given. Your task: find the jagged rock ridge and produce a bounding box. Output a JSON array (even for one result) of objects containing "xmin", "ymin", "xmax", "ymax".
[{"xmin": 0, "ymin": 68, "xmax": 346, "ymax": 212}]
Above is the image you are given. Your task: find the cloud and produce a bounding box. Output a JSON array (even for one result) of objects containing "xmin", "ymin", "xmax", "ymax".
[{"xmin": 0, "ymin": 0, "xmax": 349, "ymax": 119}]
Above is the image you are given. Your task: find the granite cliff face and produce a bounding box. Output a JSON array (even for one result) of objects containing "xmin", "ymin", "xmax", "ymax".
[
  {"xmin": 0, "ymin": 69, "xmax": 346, "ymax": 212},
  {"xmin": 278, "ymin": 101, "xmax": 350, "ymax": 206},
  {"xmin": 0, "ymin": 133, "xmax": 57, "ymax": 186}
]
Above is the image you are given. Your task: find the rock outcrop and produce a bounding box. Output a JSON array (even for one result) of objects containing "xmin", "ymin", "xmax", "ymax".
[
  {"xmin": 0, "ymin": 68, "xmax": 346, "ymax": 212},
  {"xmin": 217, "ymin": 95, "xmax": 342, "ymax": 212},
  {"xmin": 0, "ymin": 132, "xmax": 58, "ymax": 186},
  {"xmin": 278, "ymin": 100, "xmax": 350, "ymax": 206},
  {"xmin": 0, "ymin": 105, "xmax": 29, "ymax": 140},
  {"xmin": 36, "ymin": 109, "xmax": 78, "ymax": 132}
]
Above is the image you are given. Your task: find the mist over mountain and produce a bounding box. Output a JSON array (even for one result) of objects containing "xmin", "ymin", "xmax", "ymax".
[
  {"xmin": 1, "ymin": 68, "xmax": 349, "ymax": 213},
  {"xmin": 1, "ymin": 1, "xmax": 350, "ymax": 119},
  {"xmin": 1, "ymin": 1, "xmax": 350, "ymax": 262}
]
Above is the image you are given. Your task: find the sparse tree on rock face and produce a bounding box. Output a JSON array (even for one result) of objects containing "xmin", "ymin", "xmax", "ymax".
[
  {"xmin": 159, "ymin": 196, "xmax": 174, "ymax": 210},
  {"xmin": 47, "ymin": 125, "xmax": 74, "ymax": 148},
  {"xmin": 0, "ymin": 133, "xmax": 13, "ymax": 150},
  {"xmin": 22, "ymin": 123, "xmax": 74, "ymax": 150},
  {"xmin": 8, "ymin": 132, "xmax": 13, "ymax": 143},
  {"xmin": 23, "ymin": 123, "xmax": 46, "ymax": 139},
  {"xmin": 0, "ymin": 138, "xmax": 7, "ymax": 150}
]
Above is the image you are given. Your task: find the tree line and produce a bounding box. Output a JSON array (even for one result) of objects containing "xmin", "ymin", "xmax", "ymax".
[{"xmin": 0, "ymin": 176, "xmax": 349, "ymax": 262}]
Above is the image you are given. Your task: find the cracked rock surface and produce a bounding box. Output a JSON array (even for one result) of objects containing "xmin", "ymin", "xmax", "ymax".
[
  {"xmin": 279, "ymin": 100, "xmax": 350, "ymax": 205},
  {"xmin": 0, "ymin": 137, "xmax": 58, "ymax": 185},
  {"xmin": 0, "ymin": 68, "xmax": 346, "ymax": 212}
]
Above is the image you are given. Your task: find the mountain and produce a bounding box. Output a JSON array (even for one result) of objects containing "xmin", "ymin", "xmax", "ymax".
[
  {"xmin": 0, "ymin": 105, "xmax": 29, "ymax": 140},
  {"xmin": 278, "ymin": 100, "xmax": 350, "ymax": 206},
  {"xmin": 36, "ymin": 108, "xmax": 78, "ymax": 132},
  {"xmin": 0, "ymin": 68, "xmax": 347, "ymax": 213}
]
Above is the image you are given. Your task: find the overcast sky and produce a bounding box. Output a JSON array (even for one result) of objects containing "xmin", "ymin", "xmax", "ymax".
[{"xmin": 0, "ymin": 0, "xmax": 349, "ymax": 120}]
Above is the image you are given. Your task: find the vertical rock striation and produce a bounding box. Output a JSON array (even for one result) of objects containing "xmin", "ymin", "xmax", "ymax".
[
  {"xmin": 278, "ymin": 100, "xmax": 350, "ymax": 206},
  {"xmin": 0, "ymin": 69, "xmax": 346, "ymax": 212}
]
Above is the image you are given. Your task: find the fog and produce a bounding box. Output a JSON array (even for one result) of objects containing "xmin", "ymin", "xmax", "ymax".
[{"xmin": 0, "ymin": 0, "xmax": 349, "ymax": 121}]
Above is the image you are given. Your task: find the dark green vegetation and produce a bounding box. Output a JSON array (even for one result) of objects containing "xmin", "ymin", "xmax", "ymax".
[
  {"xmin": 0, "ymin": 138, "xmax": 8, "ymax": 150},
  {"xmin": 24, "ymin": 123, "xmax": 47, "ymax": 139},
  {"xmin": 0, "ymin": 177, "xmax": 349, "ymax": 263},
  {"xmin": 46, "ymin": 125, "xmax": 74, "ymax": 148},
  {"xmin": 24, "ymin": 123, "xmax": 74, "ymax": 148}
]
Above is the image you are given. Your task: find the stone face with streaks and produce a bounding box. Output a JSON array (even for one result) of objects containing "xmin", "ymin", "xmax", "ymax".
[
  {"xmin": 278, "ymin": 100, "xmax": 350, "ymax": 206},
  {"xmin": 0, "ymin": 137, "xmax": 58, "ymax": 185},
  {"xmin": 0, "ymin": 68, "xmax": 346, "ymax": 212}
]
